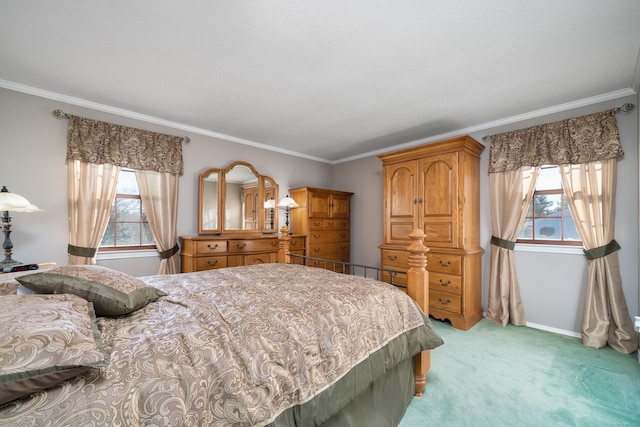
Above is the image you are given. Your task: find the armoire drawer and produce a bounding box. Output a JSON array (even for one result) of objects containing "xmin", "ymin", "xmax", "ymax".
[
  {"xmin": 429, "ymin": 272, "xmax": 462, "ymax": 294},
  {"xmin": 309, "ymin": 219, "xmax": 350, "ymax": 231},
  {"xmin": 427, "ymin": 253, "xmax": 462, "ymax": 275},
  {"xmin": 430, "ymin": 290, "xmax": 462, "ymax": 314},
  {"xmin": 381, "ymin": 249, "xmax": 409, "ymax": 270}
]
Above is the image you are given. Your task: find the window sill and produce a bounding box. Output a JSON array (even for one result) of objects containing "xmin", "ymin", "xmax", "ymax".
[
  {"xmin": 97, "ymin": 249, "xmax": 158, "ymax": 261},
  {"xmin": 515, "ymin": 243, "xmax": 584, "ymax": 255}
]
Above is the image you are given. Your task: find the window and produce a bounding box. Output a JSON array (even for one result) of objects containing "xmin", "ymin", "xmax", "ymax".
[
  {"xmin": 517, "ymin": 165, "xmax": 582, "ymax": 246},
  {"xmin": 100, "ymin": 169, "xmax": 155, "ymax": 250}
]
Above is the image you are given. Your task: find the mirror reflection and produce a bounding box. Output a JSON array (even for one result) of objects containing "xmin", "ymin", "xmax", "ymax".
[
  {"xmin": 200, "ymin": 170, "xmax": 219, "ymax": 233},
  {"xmin": 225, "ymin": 165, "xmax": 258, "ymax": 231}
]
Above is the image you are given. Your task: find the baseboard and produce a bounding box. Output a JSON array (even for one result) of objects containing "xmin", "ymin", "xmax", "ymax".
[{"xmin": 525, "ymin": 321, "xmax": 582, "ymax": 339}]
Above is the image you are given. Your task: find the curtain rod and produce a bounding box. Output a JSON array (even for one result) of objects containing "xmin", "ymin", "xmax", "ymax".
[
  {"xmin": 52, "ymin": 109, "xmax": 191, "ymax": 143},
  {"xmin": 482, "ymin": 103, "xmax": 635, "ymax": 141}
]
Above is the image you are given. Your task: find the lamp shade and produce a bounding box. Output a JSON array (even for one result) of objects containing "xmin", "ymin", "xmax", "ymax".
[
  {"xmin": 264, "ymin": 199, "xmax": 276, "ymax": 209},
  {"xmin": 277, "ymin": 196, "xmax": 299, "ymax": 209},
  {"xmin": 0, "ymin": 187, "xmax": 42, "ymax": 212}
]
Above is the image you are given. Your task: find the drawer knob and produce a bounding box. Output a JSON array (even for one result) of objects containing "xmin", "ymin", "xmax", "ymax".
[
  {"xmin": 438, "ymin": 297, "xmax": 452, "ymax": 305},
  {"xmin": 439, "ymin": 260, "xmax": 452, "ymax": 266},
  {"xmin": 328, "ymin": 222, "xmax": 334, "ymax": 227},
  {"xmin": 439, "ymin": 279, "xmax": 451, "ymax": 286},
  {"xmin": 340, "ymin": 233, "xmax": 347, "ymax": 238},
  {"xmin": 236, "ymin": 243, "xmax": 247, "ymax": 249},
  {"xmin": 207, "ymin": 259, "xmax": 219, "ymax": 267},
  {"xmin": 314, "ymin": 234, "xmax": 320, "ymax": 239},
  {"xmin": 314, "ymin": 222, "xmax": 321, "ymax": 226},
  {"xmin": 313, "ymin": 248, "xmax": 320, "ymax": 253},
  {"xmin": 270, "ymin": 241, "xmax": 278, "ymax": 247},
  {"xmin": 207, "ymin": 243, "xmax": 219, "ymax": 250},
  {"xmin": 387, "ymin": 255, "xmax": 397, "ymax": 261}
]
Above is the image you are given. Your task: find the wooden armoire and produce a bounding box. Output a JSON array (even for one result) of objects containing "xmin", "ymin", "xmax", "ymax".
[
  {"xmin": 289, "ymin": 187, "xmax": 353, "ymax": 270},
  {"xmin": 378, "ymin": 135, "xmax": 485, "ymax": 330}
]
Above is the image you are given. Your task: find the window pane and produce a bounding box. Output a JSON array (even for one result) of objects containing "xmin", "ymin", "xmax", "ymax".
[
  {"xmin": 534, "ymin": 194, "xmax": 562, "ymax": 217},
  {"xmin": 536, "ymin": 167, "xmax": 561, "ymax": 191},
  {"xmin": 116, "ymin": 223, "xmax": 141, "ymax": 246},
  {"xmin": 142, "ymin": 223, "xmax": 154, "ymax": 245},
  {"xmin": 518, "ymin": 219, "xmax": 533, "ymax": 239},
  {"xmin": 116, "ymin": 198, "xmax": 141, "ymax": 222},
  {"xmin": 116, "ymin": 170, "xmax": 138, "ymax": 195},
  {"xmin": 101, "ymin": 222, "xmax": 115, "ymax": 246},
  {"xmin": 535, "ymin": 219, "xmax": 560, "ymax": 240}
]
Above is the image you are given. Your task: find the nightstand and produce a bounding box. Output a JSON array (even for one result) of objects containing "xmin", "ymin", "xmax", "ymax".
[{"xmin": 0, "ymin": 262, "xmax": 56, "ymax": 296}]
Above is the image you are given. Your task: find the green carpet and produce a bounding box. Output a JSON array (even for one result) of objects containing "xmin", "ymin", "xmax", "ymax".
[{"xmin": 399, "ymin": 319, "xmax": 640, "ymax": 427}]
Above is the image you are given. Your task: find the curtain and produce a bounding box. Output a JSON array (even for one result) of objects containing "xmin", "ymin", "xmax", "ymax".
[
  {"xmin": 136, "ymin": 170, "xmax": 180, "ymax": 274},
  {"xmin": 489, "ymin": 110, "xmax": 623, "ymax": 173},
  {"xmin": 66, "ymin": 115, "xmax": 184, "ymax": 270},
  {"xmin": 486, "ymin": 166, "xmax": 539, "ymax": 326},
  {"xmin": 560, "ymin": 159, "xmax": 638, "ymax": 353},
  {"xmin": 67, "ymin": 160, "xmax": 120, "ymax": 265},
  {"xmin": 488, "ymin": 108, "xmax": 636, "ymax": 354}
]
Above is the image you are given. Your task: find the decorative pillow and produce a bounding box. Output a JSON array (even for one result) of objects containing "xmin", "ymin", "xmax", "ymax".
[
  {"xmin": 0, "ymin": 294, "xmax": 108, "ymax": 405},
  {"xmin": 16, "ymin": 265, "xmax": 167, "ymax": 316}
]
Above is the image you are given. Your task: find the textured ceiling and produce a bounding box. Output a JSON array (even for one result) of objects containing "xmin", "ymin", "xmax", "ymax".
[{"xmin": 1, "ymin": 1, "xmax": 639, "ymax": 163}]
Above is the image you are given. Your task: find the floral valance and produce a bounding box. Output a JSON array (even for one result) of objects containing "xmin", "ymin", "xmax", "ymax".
[
  {"xmin": 488, "ymin": 109, "xmax": 623, "ymax": 173},
  {"xmin": 66, "ymin": 115, "xmax": 184, "ymax": 175}
]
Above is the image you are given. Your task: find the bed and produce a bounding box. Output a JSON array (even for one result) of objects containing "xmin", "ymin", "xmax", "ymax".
[{"xmin": 0, "ymin": 229, "xmax": 443, "ymax": 426}]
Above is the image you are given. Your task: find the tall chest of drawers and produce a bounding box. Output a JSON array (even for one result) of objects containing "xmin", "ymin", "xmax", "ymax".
[
  {"xmin": 180, "ymin": 235, "xmax": 305, "ymax": 273},
  {"xmin": 288, "ymin": 187, "xmax": 353, "ymax": 270},
  {"xmin": 378, "ymin": 136, "xmax": 485, "ymax": 330}
]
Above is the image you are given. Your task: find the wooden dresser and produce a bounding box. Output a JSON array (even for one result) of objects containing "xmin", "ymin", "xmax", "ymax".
[
  {"xmin": 288, "ymin": 187, "xmax": 353, "ymax": 270},
  {"xmin": 180, "ymin": 235, "xmax": 305, "ymax": 273},
  {"xmin": 378, "ymin": 135, "xmax": 485, "ymax": 330}
]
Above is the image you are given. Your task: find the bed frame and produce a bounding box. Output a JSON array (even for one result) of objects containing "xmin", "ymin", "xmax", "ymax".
[{"xmin": 277, "ymin": 226, "xmax": 431, "ymax": 397}]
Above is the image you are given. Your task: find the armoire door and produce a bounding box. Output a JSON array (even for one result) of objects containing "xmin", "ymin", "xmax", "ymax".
[
  {"xmin": 384, "ymin": 160, "xmax": 419, "ymax": 245},
  {"xmin": 419, "ymin": 152, "xmax": 459, "ymax": 248}
]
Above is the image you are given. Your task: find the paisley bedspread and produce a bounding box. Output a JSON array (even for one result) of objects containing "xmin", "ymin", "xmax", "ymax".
[{"xmin": 0, "ymin": 263, "xmax": 442, "ymax": 426}]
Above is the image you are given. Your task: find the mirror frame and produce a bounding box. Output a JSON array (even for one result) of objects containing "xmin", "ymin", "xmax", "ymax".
[{"xmin": 198, "ymin": 161, "xmax": 279, "ymax": 235}]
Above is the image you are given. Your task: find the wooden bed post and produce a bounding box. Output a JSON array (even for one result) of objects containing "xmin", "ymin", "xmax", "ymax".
[
  {"xmin": 407, "ymin": 228, "xmax": 430, "ymax": 397},
  {"xmin": 278, "ymin": 226, "xmax": 291, "ymax": 264}
]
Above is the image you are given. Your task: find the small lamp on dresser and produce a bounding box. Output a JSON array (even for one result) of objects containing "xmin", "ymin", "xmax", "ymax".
[
  {"xmin": 0, "ymin": 186, "xmax": 42, "ymax": 269},
  {"xmin": 277, "ymin": 195, "xmax": 299, "ymax": 230}
]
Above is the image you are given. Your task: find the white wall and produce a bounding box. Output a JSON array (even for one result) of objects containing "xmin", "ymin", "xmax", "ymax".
[
  {"xmin": 1, "ymin": 86, "xmax": 637, "ymax": 336},
  {"xmin": 333, "ymin": 95, "xmax": 639, "ymax": 336},
  {"xmin": 0, "ymin": 87, "xmax": 332, "ymax": 276}
]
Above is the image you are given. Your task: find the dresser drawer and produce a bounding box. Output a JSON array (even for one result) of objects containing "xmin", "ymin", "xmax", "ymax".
[
  {"xmin": 427, "ymin": 253, "xmax": 462, "ymax": 275},
  {"xmin": 289, "ymin": 237, "xmax": 305, "ymax": 251},
  {"xmin": 308, "ymin": 243, "xmax": 349, "ymax": 260},
  {"xmin": 244, "ymin": 252, "xmax": 276, "ymax": 265},
  {"xmin": 324, "ymin": 219, "xmax": 349, "ymax": 230},
  {"xmin": 228, "ymin": 239, "xmax": 279, "ymax": 253},
  {"xmin": 430, "ymin": 289, "xmax": 462, "ymax": 314},
  {"xmin": 308, "ymin": 230, "xmax": 350, "ymax": 244},
  {"xmin": 194, "ymin": 240, "xmax": 227, "ymax": 254},
  {"xmin": 430, "ymin": 272, "xmax": 462, "ymax": 294},
  {"xmin": 195, "ymin": 256, "xmax": 228, "ymax": 271}
]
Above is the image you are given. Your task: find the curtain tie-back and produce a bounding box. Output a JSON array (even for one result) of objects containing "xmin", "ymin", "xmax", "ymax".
[
  {"xmin": 159, "ymin": 244, "xmax": 180, "ymax": 259},
  {"xmin": 68, "ymin": 244, "xmax": 97, "ymax": 258},
  {"xmin": 583, "ymin": 239, "xmax": 621, "ymax": 260},
  {"xmin": 490, "ymin": 236, "xmax": 516, "ymax": 250}
]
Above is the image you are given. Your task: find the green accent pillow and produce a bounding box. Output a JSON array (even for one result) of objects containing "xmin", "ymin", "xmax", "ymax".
[
  {"xmin": 0, "ymin": 294, "xmax": 108, "ymax": 405},
  {"xmin": 17, "ymin": 265, "xmax": 167, "ymax": 316}
]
